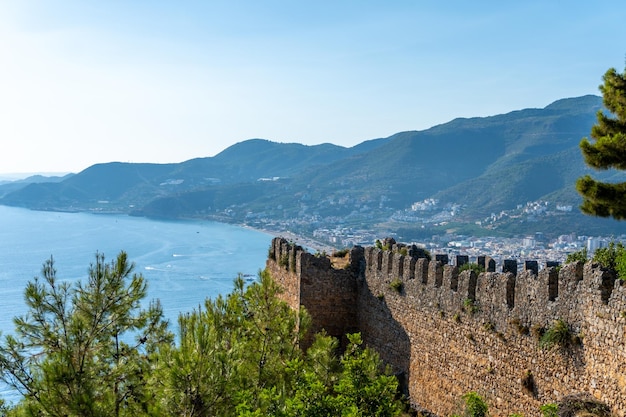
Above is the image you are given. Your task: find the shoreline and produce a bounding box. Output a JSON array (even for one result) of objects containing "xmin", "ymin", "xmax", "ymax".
[
  {"xmin": 1, "ymin": 204, "xmax": 339, "ymax": 255},
  {"xmin": 242, "ymin": 225, "xmax": 338, "ymax": 254}
]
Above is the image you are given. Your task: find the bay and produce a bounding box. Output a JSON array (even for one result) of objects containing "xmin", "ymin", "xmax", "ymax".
[{"xmin": 0, "ymin": 205, "xmax": 273, "ymax": 337}]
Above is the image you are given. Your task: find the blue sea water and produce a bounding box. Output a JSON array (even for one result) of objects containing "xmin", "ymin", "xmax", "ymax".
[{"xmin": 0, "ymin": 205, "xmax": 273, "ymax": 338}]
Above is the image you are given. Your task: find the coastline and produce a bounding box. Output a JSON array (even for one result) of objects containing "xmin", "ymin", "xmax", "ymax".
[
  {"xmin": 0, "ymin": 204, "xmax": 339, "ymax": 255},
  {"xmin": 129, "ymin": 211, "xmax": 339, "ymax": 254},
  {"xmin": 242, "ymin": 225, "xmax": 337, "ymax": 254}
]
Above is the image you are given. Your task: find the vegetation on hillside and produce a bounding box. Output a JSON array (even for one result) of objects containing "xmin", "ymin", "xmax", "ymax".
[
  {"xmin": 7, "ymin": 95, "xmax": 626, "ymax": 238},
  {"xmin": 0, "ymin": 253, "xmax": 404, "ymax": 416},
  {"xmin": 0, "ymin": 253, "xmax": 619, "ymax": 416}
]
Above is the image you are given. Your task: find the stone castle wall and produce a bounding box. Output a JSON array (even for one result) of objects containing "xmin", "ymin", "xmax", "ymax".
[
  {"xmin": 266, "ymin": 238, "xmax": 360, "ymax": 345},
  {"xmin": 266, "ymin": 237, "xmax": 626, "ymax": 417}
]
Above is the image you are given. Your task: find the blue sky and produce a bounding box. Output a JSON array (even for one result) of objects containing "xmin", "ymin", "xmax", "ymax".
[{"xmin": 1, "ymin": 1, "xmax": 625, "ymax": 174}]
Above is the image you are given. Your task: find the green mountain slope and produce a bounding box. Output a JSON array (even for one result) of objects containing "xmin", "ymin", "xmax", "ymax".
[
  {"xmin": 1, "ymin": 139, "xmax": 389, "ymax": 210},
  {"xmin": 284, "ymin": 95, "xmax": 602, "ymax": 211},
  {"xmin": 4, "ymin": 94, "xmax": 622, "ymax": 238}
]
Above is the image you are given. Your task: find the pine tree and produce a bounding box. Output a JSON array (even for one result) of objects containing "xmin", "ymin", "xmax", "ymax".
[
  {"xmin": 0, "ymin": 252, "xmax": 173, "ymax": 417},
  {"xmin": 577, "ymin": 66, "xmax": 626, "ymax": 219},
  {"xmin": 156, "ymin": 270, "xmax": 308, "ymax": 417},
  {"xmin": 157, "ymin": 271, "xmax": 403, "ymax": 417},
  {"xmin": 1, "ymin": 257, "xmax": 404, "ymax": 416}
]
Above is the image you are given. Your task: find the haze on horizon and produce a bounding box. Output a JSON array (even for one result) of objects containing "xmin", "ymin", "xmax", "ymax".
[{"xmin": 1, "ymin": 1, "xmax": 625, "ymax": 175}]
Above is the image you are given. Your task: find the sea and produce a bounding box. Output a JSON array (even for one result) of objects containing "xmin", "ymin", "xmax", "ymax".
[{"xmin": 0, "ymin": 205, "xmax": 273, "ymax": 340}]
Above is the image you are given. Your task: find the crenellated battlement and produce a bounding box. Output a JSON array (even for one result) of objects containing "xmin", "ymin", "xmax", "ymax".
[
  {"xmin": 267, "ymin": 238, "xmax": 362, "ymax": 344},
  {"xmin": 266, "ymin": 237, "xmax": 626, "ymax": 417},
  {"xmin": 362, "ymin": 245, "xmax": 622, "ymax": 330}
]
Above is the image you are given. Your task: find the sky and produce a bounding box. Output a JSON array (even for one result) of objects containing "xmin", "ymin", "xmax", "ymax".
[{"xmin": 1, "ymin": 1, "xmax": 625, "ymax": 175}]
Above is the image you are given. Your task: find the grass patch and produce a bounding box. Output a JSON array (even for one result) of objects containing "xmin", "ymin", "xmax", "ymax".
[
  {"xmin": 332, "ymin": 248, "xmax": 350, "ymax": 257},
  {"xmin": 540, "ymin": 319, "xmax": 577, "ymax": 350},
  {"xmin": 483, "ymin": 322, "xmax": 495, "ymax": 332},
  {"xmin": 540, "ymin": 403, "xmax": 558, "ymax": 417},
  {"xmin": 459, "ymin": 263, "xmax": 485, "ymax": 274},
  {"xmin": 389, "ymin": 278, "xmax": 404, "ymax": 293},
  {"xmin": 278, "ymin": 253, "xmax": 289, "ymax": 269},
  {"xmin": 463, "ymin": 298, "xmax": 479, "ymax": 315}
]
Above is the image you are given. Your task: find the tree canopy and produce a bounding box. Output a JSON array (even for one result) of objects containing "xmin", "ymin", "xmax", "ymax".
[
  {"xmin": 577, "ymin": 66, "xmax": 626, "ymax": 219},
  {"xmin": 0, "ymin": 253, "xmax": 404, "ymax": 417},
  {"xmin": 0, "ymin": 252, "xmax": 173, "ymax": 417}
]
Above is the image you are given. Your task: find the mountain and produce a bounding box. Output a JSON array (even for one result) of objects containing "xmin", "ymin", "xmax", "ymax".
[
  {"xmin": 4, "ymin": 94, "xmax": 625, "ymax": 238},
  {"xmin": 1, "ymin": 139, "xmax": 388, "ymax": 211},
  {"xmin": 0, "ymin": 173, "xmax": 74, "ymax": 198}
]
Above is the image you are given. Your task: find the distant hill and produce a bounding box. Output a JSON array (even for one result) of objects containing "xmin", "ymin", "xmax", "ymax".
[
  {"xmin": 0, "ymin": 173, "xmax": 73, "ymax": 198},
  {"xmin": 4, "ymin": 94, "xmax": 626, "ymax": 238},
  {"xmin": 0, "ymin": 139, "xmax": 387, "ymax": 211}
]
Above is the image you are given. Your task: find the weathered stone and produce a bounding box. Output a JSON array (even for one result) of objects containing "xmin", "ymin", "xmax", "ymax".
[{"xmin": 267, "ymin": 237, "xmax": 626, "ymax": 417}]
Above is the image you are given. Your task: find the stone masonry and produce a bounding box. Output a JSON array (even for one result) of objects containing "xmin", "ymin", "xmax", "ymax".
[{"xmin": 266, "ymin": 237, "xmax": 626, "ymax": 417}]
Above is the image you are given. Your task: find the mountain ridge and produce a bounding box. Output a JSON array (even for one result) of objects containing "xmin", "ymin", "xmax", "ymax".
[{"xmin": 4, "ymin": 94, "xmax": 625, "ymax": 240}]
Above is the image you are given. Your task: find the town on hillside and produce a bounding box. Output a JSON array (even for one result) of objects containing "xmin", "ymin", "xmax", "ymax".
[{"xmin": 248, "ymin": 198, "xmax": 624, "ymax": 270}]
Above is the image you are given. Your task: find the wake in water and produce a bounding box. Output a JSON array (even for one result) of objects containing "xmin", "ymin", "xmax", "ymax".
[{"xmin": 144, "ymin": 265, "xmax": 173, "ymax": 272}]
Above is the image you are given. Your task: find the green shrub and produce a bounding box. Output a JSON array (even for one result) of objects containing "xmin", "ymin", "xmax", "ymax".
[
  {"xmin": 375, "ymin": 239, "xmax": 390, "ymax": 251},
  {"xmin": 463, "ymin": 298, "xmax": 479, "ymax": 315},
  {"xmin": 540, "ymin": 403, "xmax": 558, "ymax": 417},
  {"xmin": 462, "ymin": 391, "xmax": 489, "ymax": 417},
  {"xmin": 613, "ymin": 249, "xmax": 626, "ymax": 281},
  {"xmin": 592, "ymin": 241, "xmax": 624, "ymax": 271},
  {"xmin": 279, "ymin": 253, "xmax": 289, "ymax": 268},
  {"xmin": 459, "ymin": 263, "xmax": 485, "ymax": 274},
  {"xmin": 540, "ymin": 319, "xmax": 575, "ymax": 350},
  {"xmin": 332, "ymin": 248, "xmax": 350, "ymax": 257},
  {"xmin": 565, "ymin": 247, "xmax": 588, "ymax": 264},
  {"xmin": 587, "ymin": 241, "xmax": 626, "ymax": 280},
  {"xmin": 389, "ymin": 278, "xmax": 403, "ymax": 293}
]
